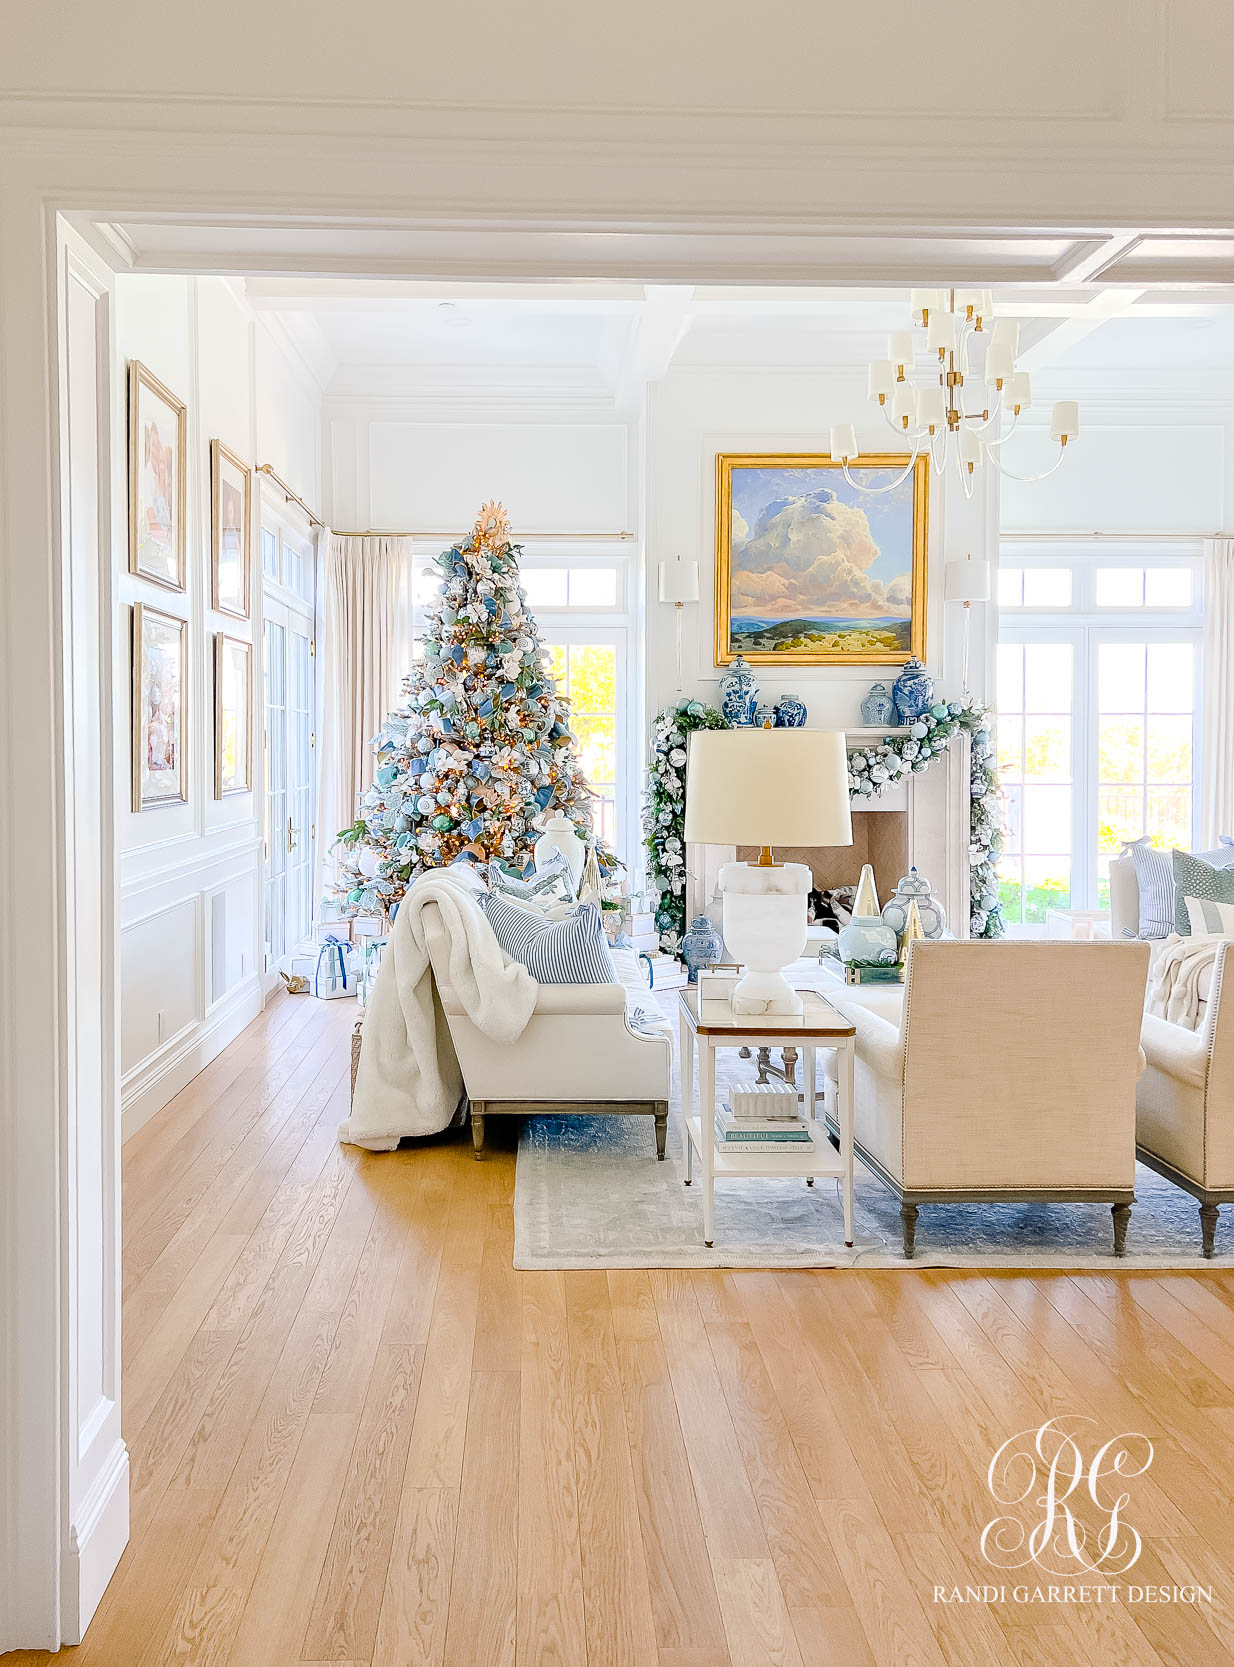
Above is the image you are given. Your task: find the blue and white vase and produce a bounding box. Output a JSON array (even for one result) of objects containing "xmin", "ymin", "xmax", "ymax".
[
  {"xmin": 718, "ymin": 655, "xmax": 759, "ymax": 725},
  {"xmin": 892, "ymin": 656, "xmax": 934, "ymax": 723},
  {"xmin": 753, "ymin": 702, "xmax": 776, "ymax": 729},
  {"xmin": 860, "ymin": 682, "xmax": 896, "ymax": 726},
  {"xmin": 836, "ymin": 861, "xmax": 899, "ymax": 965},
  {"xmin": 881, "ymin": 865, "xmax": 947, "ymax": 940},
  {"xmin": 774, "ymin": 694, "xmax": 807, "ymax": 728},
  {"xmin": 681, "ymin": 915, "xmax": 724, "ymax": 983}
]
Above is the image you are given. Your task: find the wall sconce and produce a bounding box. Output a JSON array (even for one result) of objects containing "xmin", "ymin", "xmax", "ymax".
[
  {"xmin": 658, "ymin": 554, "xmax": 699, "ymax": 692},
  {"xmin": 944, "ymin": 553, "xmax": 991, "ymax": 693}
]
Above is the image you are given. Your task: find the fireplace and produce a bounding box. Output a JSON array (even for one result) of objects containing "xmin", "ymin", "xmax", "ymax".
[{"xmin": 685, "ymin": 729, "xmax": 971, "ymax": 938}]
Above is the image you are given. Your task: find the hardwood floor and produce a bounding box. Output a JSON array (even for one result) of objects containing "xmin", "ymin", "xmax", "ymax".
[{"xmin": 10, "ymin": 989, "xmax": 1234, "ymax": 1666}]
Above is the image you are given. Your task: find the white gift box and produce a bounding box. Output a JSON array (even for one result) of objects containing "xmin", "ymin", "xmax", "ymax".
[
  {"xmin": 313, "ymin": 937, "xmax": 357, "ymax": 1000},
  {"xmin": 356, "ymin": 937, "xmax": 390, "ymax": 1011},
  {"xmin": 288, "ymin": 953, "xmax": 318, "ymax": 983},
  {"xmin": 313, "ymin": 919, "xmax": 352, "ymax": 945},
  {"xmin": 351, "ymin": 915, "xmax": 387, "ymax": 942}
]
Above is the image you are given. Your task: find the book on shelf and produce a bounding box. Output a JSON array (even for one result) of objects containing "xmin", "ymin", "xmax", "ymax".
[{"xmin": 714, "ymin": 1111, "xmax": 812, "ymax": 1145}]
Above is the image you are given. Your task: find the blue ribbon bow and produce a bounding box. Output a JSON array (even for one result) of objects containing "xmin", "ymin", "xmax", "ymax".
[{"xmin": 320, "ymin": 935, "xmax": 350, "ymax": 989}]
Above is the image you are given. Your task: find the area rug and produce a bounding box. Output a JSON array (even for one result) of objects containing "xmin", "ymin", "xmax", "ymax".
[{"xmin": 512, "ymin": 1014, "xmax": 1222, "ymax": 1269}]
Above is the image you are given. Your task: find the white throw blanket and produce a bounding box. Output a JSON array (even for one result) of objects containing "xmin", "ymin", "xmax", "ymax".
[
  {"xmin": 1147, "ymin": 931, "xmax": 1225, "ymax": 1029},
  {"xmin": 339, "ymin": 869, "xmax": 537, "ymax": 1151}
]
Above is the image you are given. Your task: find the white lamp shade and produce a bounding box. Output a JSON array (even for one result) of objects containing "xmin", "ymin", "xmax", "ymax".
[
  {"xmin": 684, "ymin": 729, "xmax": 853, "ymax": 849},
  {"xmin": 1050, "ymin": 400, "xmax": 1080, "ymax": 442},
  {"xmin": 868, "ymin": 359, "xmax": 895, "ymax": 399},
  {"xmin": 891, "ymin": 381, "xmax": 917, "ymax": 427},
  {"xmin": 990, "ymin": 318, "xmax": 1020, "ymax": 357},
  {"xmin": 910, "ymin": 288, "xmax": 945, "ymax": 322},
  {"xmin": 984, "ymin": 341, "xmax": 1014, "ymax": 385},
  {"xmin": 829, "ymin": 423, "xmax": 859, "ymax": 462},
  {"xmin": 1004, "ymin": 370, "xmax": 1031, "ymax": 411},
  {"xmin": 945, "ymin": 555, "xmax": 992, "ymax": 603},
  {"xmin": 958, "ymin": 425, "xmax": 982, "ymax": 467},
  {"xmin": 888, "ymin": 331, "xmax": 915, "ymax": 369},
  {"xmin": 916, "ymin": 385, "xmax": 946, "ymax": 429},
  {"xmin": 926, "ymin": 309, "xmax": 957, "ymax": 353},
  {"xmin": 658, "ymin": 556, "xmax": 699, "ymax": 603}
]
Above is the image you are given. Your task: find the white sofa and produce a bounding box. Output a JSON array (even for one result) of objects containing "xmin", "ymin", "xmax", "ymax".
[
  {"xmin": 421, "ymin": 909, "xmax": 673, "ymax": 1158},
  {"xmin": 1109, "ymin": 845, "xmax": 1216, "ymax": 1021},
  {"xmin": 1137, "ymin": 941, "xmax": 1234, "ymax": 1256},
  {"xmin": 825, "ymin": 939, "xmax": 1151, "ymax": 1257}
]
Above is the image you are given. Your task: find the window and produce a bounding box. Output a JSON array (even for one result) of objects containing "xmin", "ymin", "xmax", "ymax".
[
  {"xmin": 546, "ymin": 641, "xmax": 619, "ymax": 846},
  {"xmin": 996, "ymin": 543, "xmax": 1202, "ymax": 932}
]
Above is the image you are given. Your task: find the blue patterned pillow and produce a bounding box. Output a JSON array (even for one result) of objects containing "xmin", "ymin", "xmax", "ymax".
[
  {"xmin": 484, "ymin": 893, "xmax": 617, "ymax": 984},
  {"xmin": 1173, "ymin": 849, "xmax": 1234, "ymax": 935}
]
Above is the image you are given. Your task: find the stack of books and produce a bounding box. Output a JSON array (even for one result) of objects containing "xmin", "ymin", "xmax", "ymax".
[{"xmin": 714, "ymin": 1081, "xmax": 813, "ymax": 1147}]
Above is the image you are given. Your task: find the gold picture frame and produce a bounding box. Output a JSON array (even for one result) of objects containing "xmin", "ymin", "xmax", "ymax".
[
  {"xmin": 132, "ymin": 603, "xmax": 188, "ymax": 812},
  {"xmin": 715, "ymin": 451, "xmax": 929, "ymax": 667},
  {"xmin": 213, "ymin": 633, "xmax": 253, "ymax": 798},
  {"xmin": 128, "ymin": 361, "xmax": 187, "ymax": 591},
  {"xmin": 210, "ymin": 438, "xmax": 252, "ymax": 619}
]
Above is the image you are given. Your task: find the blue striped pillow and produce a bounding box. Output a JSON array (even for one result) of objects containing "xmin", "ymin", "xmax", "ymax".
[{"xmin": 484, "ymin": 893, "xmax": 617, "ymax": 984}]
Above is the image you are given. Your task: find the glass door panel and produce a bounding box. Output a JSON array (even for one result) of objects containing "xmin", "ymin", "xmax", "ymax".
[
  {"xmin": 286, "ymin": 621, "xmax": 314, "ymax": 948},
  {"xmin": 263, "ymin": 616, "xmax": 287, "ymax": 970},
  {"xmin": 545, "ymin": 638, "xmax": 620, "ymax": 847},
  {"xmin": 996, "ymin": 638, "xmax": 1074, "ymax": 929}
]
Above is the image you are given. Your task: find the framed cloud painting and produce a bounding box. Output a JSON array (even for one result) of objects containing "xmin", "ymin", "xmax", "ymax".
[
  {"xmin": 128, "ymin": 361, "xmax": 186, "ymax": 591},
  {"xmin": 715, "ymin": 453, "xmax": 928, "ymax": 666}
]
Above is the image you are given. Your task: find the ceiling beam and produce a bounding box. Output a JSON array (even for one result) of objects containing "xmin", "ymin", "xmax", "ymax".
[
  {"xmin": 1050, "ymin": 233, "xmax": 1143, "ymax": 285},
  {"xmin": 612, "ymin": 284, "xmax": 695, "ymax": 403},
  {"xmin": 1015, "ymin": 287, "xmax": 1148, "ymax": 371}
]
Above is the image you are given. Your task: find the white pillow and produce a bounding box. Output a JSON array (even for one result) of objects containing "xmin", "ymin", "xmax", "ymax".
[{"xmin": 1184, "ymin": 894, "xmax": 1234, "ymax": 936}]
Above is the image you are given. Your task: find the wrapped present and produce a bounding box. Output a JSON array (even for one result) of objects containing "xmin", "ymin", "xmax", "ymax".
[
  {"xmin": 357, "ymin": 937, "xmax": 390, "ymax": 1011},
  {"xmin": 314, "ymin": 919, "xmax": 352, "ymax": 945},
  {"xmin": 351, "ymin": 915, "xmax": 387, "ymax": 942},
  {"xmin": 289, "ymin": 953, "xmax": 318, "ymax": 984},
  {"xmin": 313, "ymin": 935, "xmax": 356, "ymax": 1000}
]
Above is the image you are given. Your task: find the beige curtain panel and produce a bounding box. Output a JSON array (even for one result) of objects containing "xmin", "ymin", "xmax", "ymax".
[
  {"xmin": 1202, "ymin": 537, "xmax": 1234, "ymax": 847},
  {"xmin": 316, "ymin": 533, "xmax": 414, "ymax": 905}
]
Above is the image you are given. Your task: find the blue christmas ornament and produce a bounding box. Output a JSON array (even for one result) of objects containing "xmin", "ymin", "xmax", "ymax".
[
  {"xmin": 534, "ymin": 784, "xmax": 554, "ymax": 809},
  {"xmin": 375, "ymin": 764, "xmax": 398, "ymax": 788},
  {"xmin": 473, "ymin": 760, "xmax": 490, "ymax": 780},
  {"xmin": 501, "ymin": 683, "xmax": 516, "ymax": 700}
]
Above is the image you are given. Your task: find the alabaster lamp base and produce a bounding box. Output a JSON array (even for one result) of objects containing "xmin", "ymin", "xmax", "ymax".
[{"xmin": 719, "ymin": 862, "xmax": 811, "ymax": 1016}]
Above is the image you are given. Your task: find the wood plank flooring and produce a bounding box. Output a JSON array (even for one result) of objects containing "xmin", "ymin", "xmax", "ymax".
[{"xmin": 11, "ymin": 989, "xmax": 1234, "ymax": 1667}]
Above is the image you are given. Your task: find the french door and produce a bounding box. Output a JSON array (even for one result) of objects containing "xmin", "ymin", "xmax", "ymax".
[{"xmin": 263, "ymin": 595, "xmax": 315, "ymax": 975}]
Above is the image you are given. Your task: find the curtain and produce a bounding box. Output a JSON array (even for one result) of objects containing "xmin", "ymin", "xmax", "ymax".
[
  {"xmin": 315, "ymin": 534, "xmax": 414, "ymax": 907},
  {"xmin": 1201, "ymin": 537, "xmax": 1234, "ymax": 846}
]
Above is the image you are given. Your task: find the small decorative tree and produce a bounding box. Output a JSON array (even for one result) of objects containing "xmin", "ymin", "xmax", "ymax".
[{"xmin": 332, "ymin": 502, "xmax": 603, "ymax": 916}]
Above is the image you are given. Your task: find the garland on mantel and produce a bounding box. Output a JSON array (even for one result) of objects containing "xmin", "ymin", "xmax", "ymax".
[{"xmin": 644, "ymin": 694, "xmax": 1005, "ymax": 952}]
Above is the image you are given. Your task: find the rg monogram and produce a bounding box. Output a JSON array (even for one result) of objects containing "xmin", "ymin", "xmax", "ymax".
[{"xmin": 980, "ymin": 1416, "xmax": 1154, "ymax": 1577}]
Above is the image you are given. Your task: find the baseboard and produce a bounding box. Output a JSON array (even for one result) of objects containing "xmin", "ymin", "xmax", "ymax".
[
  {"xmin": 61, "ymin": 1438, "xmax": 129, "ymax": 1645},
  {"xmin": 121, "ymin": 974, "xmax": 263, "ymax": 1143}
]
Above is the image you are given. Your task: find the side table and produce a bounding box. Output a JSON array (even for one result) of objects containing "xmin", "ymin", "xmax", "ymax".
[{"xmin": 677, "ymin": 987, "xmax": 856, "ymax": 1248}]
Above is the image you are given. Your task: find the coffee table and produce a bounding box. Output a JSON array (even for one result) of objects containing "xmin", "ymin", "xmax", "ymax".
[{"xmin": 677, "ymin": 987, "xmax": 857, "ymax": 1248}]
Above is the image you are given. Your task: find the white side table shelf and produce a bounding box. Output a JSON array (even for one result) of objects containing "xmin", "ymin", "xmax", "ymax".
[
  {"xmin": 677, "ymin": 987, "xmax": 857, "ymax": 1248},
  {"xmin": 1046, "ymin": 907, "xmax": 1112, "ymax": 941}
]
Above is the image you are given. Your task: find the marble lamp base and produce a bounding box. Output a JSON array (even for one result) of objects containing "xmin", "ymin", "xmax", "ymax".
[{"xmin": 718, "ymin": 861, "xmax": 811, "ymax": 1016}]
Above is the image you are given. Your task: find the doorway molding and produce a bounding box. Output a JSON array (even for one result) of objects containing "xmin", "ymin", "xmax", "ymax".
[{"xmin": 7, "ymin": 107, "xmax": 1234, "ymax": 1648}]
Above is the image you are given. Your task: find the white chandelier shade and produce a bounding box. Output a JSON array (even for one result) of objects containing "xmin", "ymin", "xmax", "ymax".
[{"xmin": 832, "ymin": 288, "xmax": 1079, "ymax": 499}]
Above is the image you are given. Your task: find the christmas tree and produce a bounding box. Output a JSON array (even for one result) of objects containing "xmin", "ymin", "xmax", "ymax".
[{"xmin": 332, "ymin": 502, "xmax": 604, "ymax": 917}]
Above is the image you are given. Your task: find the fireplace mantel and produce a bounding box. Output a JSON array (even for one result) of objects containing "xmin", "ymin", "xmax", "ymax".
[{"xmin": 685, "ymin": 731, "xmax": 972, "ymax": 938}]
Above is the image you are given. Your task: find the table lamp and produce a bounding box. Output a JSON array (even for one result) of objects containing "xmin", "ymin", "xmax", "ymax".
[{"xmin": 684, "ymin": 729, "xmax": 852, "ymax": 1015}]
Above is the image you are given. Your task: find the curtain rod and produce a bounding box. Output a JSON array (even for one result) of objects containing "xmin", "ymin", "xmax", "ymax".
[
  {"xmin": 1000, "ymin": 531, "xmax": 1227, "ymax": 542},
  {"xmin": 329, "ymin": 528, "xmax": 636, "ymax": 542},
  {"xmin": 254, "ymin": 463, "xmax": 326, "ymax": 529}
]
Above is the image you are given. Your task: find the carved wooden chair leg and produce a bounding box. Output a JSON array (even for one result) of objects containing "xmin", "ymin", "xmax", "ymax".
[
  {"xmin": 900, "ymin": 1202, "xmax": 918, "ymax": 1259},
  {"xmin": 1111, "ymin": 1201, "xmax": 1131, "ymax": 1257},
  {"xmin": 654, "ymin": 1103, "xmax": 668, "ymax": 1161},
  {"xmin": 780, "ymin": 1046, "xmax": 798, "ymax": 1088},
  {"xmin": 471, "ymin": 1102, "xmax": 485, "ymax": 1160},
  {"xmin": 1200, "ymin": 1201, "xmax": 1220, "ymax": 1259}
]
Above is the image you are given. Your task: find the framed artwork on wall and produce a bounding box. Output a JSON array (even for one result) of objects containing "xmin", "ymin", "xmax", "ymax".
[
  {"xmin": 714, "ymin": 452, "xmax": 928, "ymax": 667},
  {"xmin": 131, "ymin": 602, "xmax": 188, "ymax": 811},
  {"xmin": 211, "ymin": 438, "xmax": 251, "ymax": 618},
  {"xmin": 213, "ymin": 633, "xmax": 252, "ymax": 797},
  {"xmin": 128, "ymin": 360, "xmax": 186, "ymax": 591}
]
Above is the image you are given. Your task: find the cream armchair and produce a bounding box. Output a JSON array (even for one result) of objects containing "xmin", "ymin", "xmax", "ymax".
[
  {"xmin": 422, "ymin": 908, "xmax": 672, "ymax": 1158},
  {"xmin": 826, "ymin": 940, "xmax": 1151, "ymax": 1257},
  {"xmin": 1137, "ymin": 942, "xmax": 1234, "ymax": 1256}
]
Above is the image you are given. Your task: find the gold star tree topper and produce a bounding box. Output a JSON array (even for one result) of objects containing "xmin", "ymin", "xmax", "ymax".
[{"xmin": 473, "ymin": 500, "xmax": 511, "ymax": 549}]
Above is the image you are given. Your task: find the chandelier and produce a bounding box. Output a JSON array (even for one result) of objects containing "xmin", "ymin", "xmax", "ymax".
[{"xmin": 829, "ymin": 288, "xmax": 1079, "ymax": 499}]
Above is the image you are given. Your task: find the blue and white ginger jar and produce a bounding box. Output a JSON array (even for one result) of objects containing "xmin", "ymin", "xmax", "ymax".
[
  {"xmin": 860, "ymin": 682, "xmax": 896, "ymax": 726},
  {"xmin": 773, "ymin": 694, "xmax": 807, "ymax": 728},
  {"xmin": 681, "ymin": 915, "xmax": 724, "ymax": 983},
  {"xmin": 892, "ymin": 656, "xmax": 934, "ymax": 722},
  {"xmin": 718, "ymin": 655, "xmax": 759, "ymax": 725},
  {"xmin": 881, "ymin": 865, "xmax": 947, "ymax": 939}
]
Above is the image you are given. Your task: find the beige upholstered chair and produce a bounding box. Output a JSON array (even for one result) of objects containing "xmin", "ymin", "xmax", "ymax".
[
  {"xmin": 826, "ymin": 940, "xmax": 1151, "ymax": 1257},
  {"xmin": 1137, "ymin": 942, "xmax": 1234, "ymax": 1256}
]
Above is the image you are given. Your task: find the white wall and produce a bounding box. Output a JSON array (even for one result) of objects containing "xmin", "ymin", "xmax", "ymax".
[
  {"xmin": 115, "ymin": 275, "xmax": 323, "ymax": 1139},
  {"xmin": 645, "ymin": 363, "xmax": 996, "ymax": 727}
]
